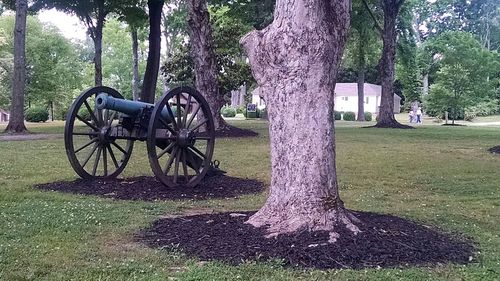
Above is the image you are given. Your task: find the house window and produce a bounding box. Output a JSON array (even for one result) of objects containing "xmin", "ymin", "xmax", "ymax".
[
  {"xmin": 341, "ymin": 96, "xmax": 348, "ymax": 101},
  {"xmin": 365, "ymin": 97, "xmax": 369, "ymax": 104}
]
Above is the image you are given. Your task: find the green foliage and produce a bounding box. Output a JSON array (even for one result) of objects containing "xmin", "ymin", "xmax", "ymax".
[
  {"xmin": 236, "ymin": 106, "xmax": 245, "ymax": 114},
  {"xmin": 102, "ymin": 18, "xmax": 147, "ymax": 100},
  {"xmin": 343, "ymin": 111, "xmax": 356, "ymax": 121},
  {"xmin": 364, "ymin": 111, "xmax": 373, "ymax": 121},
  {"xmin": 0, "ymin": 15, "xmax": 84, "ymax": 112},
  {"xmin": 423, "ymin": 32, "xmax": 500, "ymax": 122},
  {"xmin": 162, "ymin": 4, "xmax": 255, "ymax": 102},
  {"xmin": 77, "ymin": 107, "xmax": 91, "ymax": 121},
  {"xmin": 221, "ymin": 106, "xmax": 236, "ymax": 117},
  {"xmin": 25, "ymin": 106, "xmax": 49, "ymax": 122},
  {"xmin": 334, "ymin": 111, "xmax": 342, "ymax": 120},
  {"xmin": 425, "ymin": 65, "xmax": 474, "ymax": 122}
]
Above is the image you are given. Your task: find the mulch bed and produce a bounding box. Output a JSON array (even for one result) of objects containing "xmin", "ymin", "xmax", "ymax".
[
  {"xmin": 214, "ymin": 125, "xmax": 259, "ymax": 138},
  {"xmin": 35, "ymin": 175, "xmax": 264, "ymax": 201},
  {"xmin": 488, "ymin": 146, "xmax": 500, "ymax": 154},
  {"xmin": 138, "ymin": 211, "xmax": 475, "ymax": 269}
]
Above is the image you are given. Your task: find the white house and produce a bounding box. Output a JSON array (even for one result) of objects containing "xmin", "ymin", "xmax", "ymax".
[
  {"xmin": 0, "ymin": 109, "xmax": 9, "ymax": 123},
  {"xmin": 251, "ymin": 83, "xmax": 401, "ymax": 114},
  {"xmin": 334, "ymin": 83, "xmax": 401, "ymax": 114}
]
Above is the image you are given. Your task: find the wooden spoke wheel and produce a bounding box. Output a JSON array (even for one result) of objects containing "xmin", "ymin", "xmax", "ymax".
[
  {"xmin": 147, "ymin": 86, "xmax": 215, "ymax": 187},
  {"xmin": 64, "ymin": 86, "xmax": 133, "ymax": 179}
]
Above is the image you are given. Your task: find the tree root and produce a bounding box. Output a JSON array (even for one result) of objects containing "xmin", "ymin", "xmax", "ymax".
[{"xmin": 246, "ymin": 206, "xmax": 361, "ymax": 243}]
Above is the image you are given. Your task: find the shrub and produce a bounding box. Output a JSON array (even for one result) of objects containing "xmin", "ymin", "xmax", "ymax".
[
  {"xmin": 25, "ymin": 107, "xmax": 49, "ymax": 122},
  {"xmin": 334, "ymin": 111, "xmax": 341, "ymax": 120},
  {"xmin": 221, "ymin": 106, "xmax": 236, "ymax": 118},
  {"xmin": 236, "ymin": 106, "xmax": 245, "ymax": 114},
  {"xmin": 343, "ymin": 111, "xmax": 356, "ymax": 121},
  {"xmin": 364, "ymin": 112, "xmax": 372, "ymax": 121},
  {"xmin": 78, "ymin": 108, "xmax": 92, "ymax": 121}
]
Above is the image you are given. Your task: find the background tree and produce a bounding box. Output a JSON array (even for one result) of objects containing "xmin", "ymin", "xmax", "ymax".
[
  {"xmin": 423, "ymin": 31, "xmax": 500, "ymax": 119},
  {"xmin": 140, "ymin": 0, "xmax": 164, "ymax": 103},
  {"xmin": 119, "ymin": 4, "xmax": 148, "ymax": 101},
  {"xmin": 241, "ymin": 0, "xmax": 359, "ymax": 236},
  {"xmin": 5, "ymin": 0, "xmax": 28, "ymax": 133},
  {"xmin": 363, "ymin": 0, "xmax": 411, "ymax": 128},
  {"xmin": 186, "ymin": 0, "xmax": 228, "ymax": 130},
  {"xmin": 346, "ymin": 0, "xmax": 381, "ymax": 121},
  {"xmin": 162, "ymin": 4, "xmax": 254, "ymax": 111},
  {"xmin": 102, "ymin": 18, "xmax": 147, "ymax": 101},
  {"xmin": 32, "ymin": 0, "xmax": 136, "ymax": 86},
  {"xmin": 426, "ymin": 65, "xmax": 474, "ymax": 124}
]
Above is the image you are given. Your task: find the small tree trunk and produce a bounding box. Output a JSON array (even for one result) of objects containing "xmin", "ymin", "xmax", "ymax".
[
  {"xmin": 422, "ymin": 73, "xmax": 429, "ymax": 96},
  {"xmin": 94, "ymin": 15, "xmax": 105, "ymax": 86},
  {"xmin": 141, "ymin": 0, "xmax": 164, "ymax": 103},
  {"xmin": 241, "ymin": 0, "xmax": 359, "ymax": 239},
  {"xmin": 50, "ymin": 101, "xmax": 54, "ymax": 121},
  {"xmin": 131, "ymin": 28, "xmax": 140, "ymax": 101},
  {"xmin": 357, "ymin": 34, "xmax": 366, "ymax": 121},
  {"xmin": 374, "ymin": 0, "xmax": 410, "ymax": 129},
  {"xmin": 187, "ymin": 0, "xmax": 229, "ymax": 130},
  {"xmin": 6, "ymin": 0, "xmax": 28, "ymax": 133}
]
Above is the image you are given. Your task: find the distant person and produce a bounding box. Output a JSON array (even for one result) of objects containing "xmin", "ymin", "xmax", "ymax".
[
  {"xmin": 416, "ymin": 107, "xmax": 422, "ymax": 123},
  {"xmin": 409, "ymin": 110, "xmax": 414, "ymax": 123}
]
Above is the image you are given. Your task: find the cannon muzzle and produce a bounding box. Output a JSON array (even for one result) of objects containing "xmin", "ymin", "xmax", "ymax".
[{"xmin": 96, "ymin": 93, "xmax": 177, "ymax": 122}]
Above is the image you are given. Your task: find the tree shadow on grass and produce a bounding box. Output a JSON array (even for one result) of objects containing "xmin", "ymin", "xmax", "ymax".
[
  {"xmin": 138, "ymin": 211, "xmax": 475, "ymax": 270},
  {"xmin": 35, "ymin": 175, "xmax": 265, "ymax": 201},
  {"xmin": 488, "ymin": 146, "xmax": 500, "ymax": 154}
]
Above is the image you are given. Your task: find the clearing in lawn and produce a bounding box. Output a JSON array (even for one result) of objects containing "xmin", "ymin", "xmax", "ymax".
[{"xmin": 0, "ymin": 120, "xmax": 499, "ymax": 280}]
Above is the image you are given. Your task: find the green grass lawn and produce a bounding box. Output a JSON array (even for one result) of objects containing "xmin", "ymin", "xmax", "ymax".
[{"xmin": 0, "ymin": 120, "xmax": 499, "ymax": 280}]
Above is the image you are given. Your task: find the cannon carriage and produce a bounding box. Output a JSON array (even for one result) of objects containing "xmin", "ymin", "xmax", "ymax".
[{"xmin": 64, "ymin": 86, "xmax": 216, "ymax": 187}]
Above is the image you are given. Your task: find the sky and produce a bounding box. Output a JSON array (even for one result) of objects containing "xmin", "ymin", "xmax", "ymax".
[{"xmin": 37, "ymin": 9, "xmax": 87, "ymax": 41}]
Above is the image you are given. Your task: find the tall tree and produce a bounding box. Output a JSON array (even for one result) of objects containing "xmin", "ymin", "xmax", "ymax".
[
  {"xmin": 140, "ymin": 0, "xmax": 164, "ymax": 103},
  {"xmin": 241, "ymin": 0, "xmax": 359, "ymax": 236},
  {"xmin": 119, "ymin": 5, "xmax": 148, "ymax": 101},
  {"xmin": 363, "ymin": 0, "xmax": 410, "ymax": 128},
  {"xmin": 32, "ymin": 0, "xmax": 135, "ymax": 86},
  {"xmin": 349, "ymin": 0, "xmax": 381, "ymax": 121},
  {"xmin": 187, "ymin": 0, "xmax": 228, "ymax": 130},
  {"xmin": 5, "ymin": 0, "xmax": 28, "ymax": 133}
]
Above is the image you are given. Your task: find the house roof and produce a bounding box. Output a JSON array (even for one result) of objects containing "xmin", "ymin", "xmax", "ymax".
[
  {"xmin": 0, "ymin": 108, "xmax": 9, "ymax": 114},
  {"xmin": 335, "ymin": 83, "xmax": 401, "ymax": 100}
]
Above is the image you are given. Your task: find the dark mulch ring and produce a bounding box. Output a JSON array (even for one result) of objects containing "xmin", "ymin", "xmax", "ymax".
[
  {"xmin": 139, "ymin": 211, "xmax": 475, "ymax": 270},
  {"xmin": 214, "ymin": 125, "xmax": 259, "ymax": 138},
  {"xmin": 35, "ymin": 175, "xmax": 264, "ymax": 201},
  {"xmin": 488, "ymin": 146, "xmax": 500, "ymax": 154},
  {"xmin": 442, "ymin": 123, "xmax": 466, "ymax": 126}
]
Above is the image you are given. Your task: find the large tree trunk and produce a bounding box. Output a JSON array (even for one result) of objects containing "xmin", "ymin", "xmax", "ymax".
[
  {"xmin": 241, "ymin": 0, "xmax": 359, "ymax": 239},
  {"xmin": 5, "ymin": 0, "xmax": 28, "ymax": 133},
  {"xmin": 187, "ymin": 0, "xmax": 229, "ymax": 130},
  {"xmin": 131, "ymin": 28, "xmax": 140, "ymax": 101},
  {"xmin": 374, "ymin": 0, "xmax": 410, "ymax": 128},
  {"xmin": 141, "ymin": 0, "xmax": 164, "ymax": 103}
]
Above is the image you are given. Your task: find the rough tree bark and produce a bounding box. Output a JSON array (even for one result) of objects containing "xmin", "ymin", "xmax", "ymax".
[
  {"xmin": 374, "ymin": 0, "xmax": 410, "ymax": 128},
  {"xmin": 140, "ymin": 0, "xmax": 164, "ymax": 103},
  {"xmin": 187, "ymin": 0, "xmax": 229, "ymax": 130},
  {"xmin": 5, "ymin": 0, "xmax": 28, "ymax": 133},
  {"xmin": 241, "ymin": 0, "xmax": 359, "ymax": 239},
  {"xmin": 131, "ymin": 28, "xmax": 140, "ymax": 101}
]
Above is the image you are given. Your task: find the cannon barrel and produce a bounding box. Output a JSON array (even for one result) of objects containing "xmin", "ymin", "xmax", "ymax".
[{"xmin": 95, "ymin": 94, "xmax": 177, "ymax": 122}]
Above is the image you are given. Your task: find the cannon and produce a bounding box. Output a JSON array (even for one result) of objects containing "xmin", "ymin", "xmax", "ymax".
[{"xmin": 64, "ymin": 86, "xmax": 216, "ymax": 187}]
